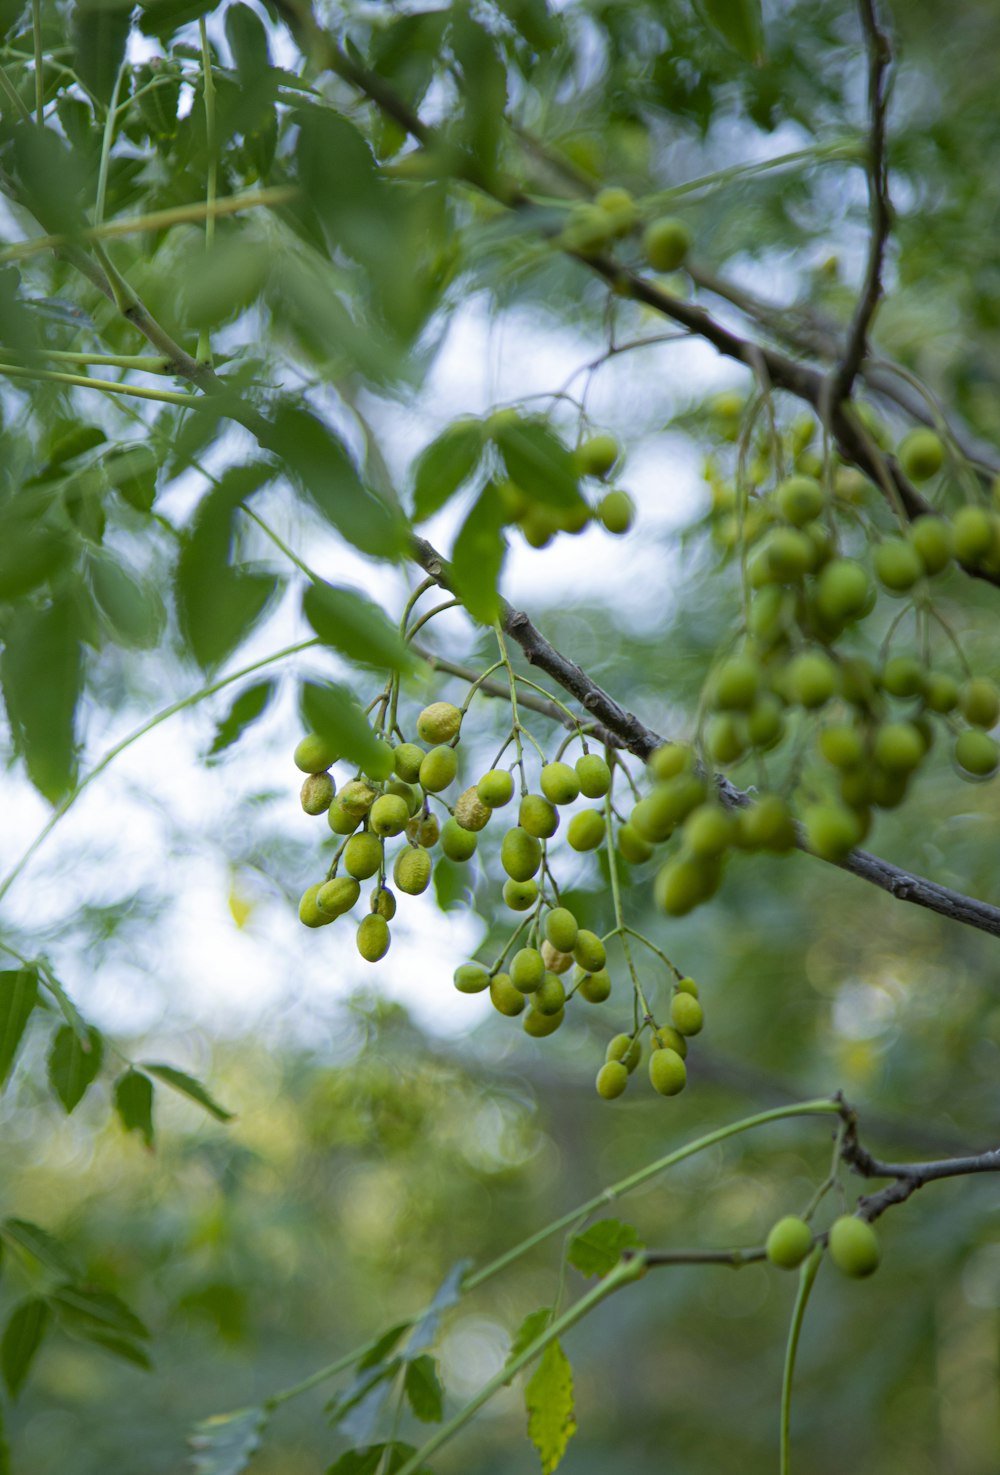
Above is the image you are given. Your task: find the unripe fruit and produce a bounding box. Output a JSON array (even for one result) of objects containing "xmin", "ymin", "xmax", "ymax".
[
  {"xmin": 362, "ymin": 742, "xmax": 394, "ymax": 783},
  {"xmin": 419, "ymin": 745, "xmax": 458, "ymax": 793},
  {"xmin": 828, "ymin": 1215, "xmax": 880, "ymax": 1278},
  {"xmin": 923, "ymin": 672, "xmax": 959, "ymax": 713},
  {"xmin": 299, "ymin": 883, "xmax": 335, "ymax": 928},
  {"xmin": 560, "ymin": 202, "xmax": 615, "ymax": 254},
  {"xmin": 541, "ymin": 941, "xmax": 574, "ymax": 974},
  {"xmin": 747, "ymin": 696, "xmax": 785, "ymax": 751},
  {"xmin": 455, "ymin": 786, "xmax": 492, "ymax": 832},
  {"xmin": 540, "ymin": 761, "xmax": 580, "ymax": 806},
  {"xmin": 393, "ymin": 743, "xmax": 425, "ymax": 784},
  {"xmin": 576, "ymin": 753, "xmax": 612, "ymax": 797},
  {"xmin": 618, "ymin": 823, "xmax": 654, "ymax": 864},
  {"xmin": 301, "ymin": 772, "xmax": 335, "ymax": 815},
  {"xmin": 606, "ymin": 1033, "xmax": 641, "ymax": 1072},
  {"xmin": 683, "ymin": 804, "xmax": 735, "ymax": 859},
  {"xmin": 316, "ymin": 877, "xmax": 361, "ymax": 917},
  {"xmin": 339, "ymin": 780, "xmax": 377, "ymax": 817},
  {"xmin": 503, "ymin": 878, "xmax": 538, "ymax": 911},
  {"xmin": 393, "ymin": 846, "xmax": 433, "ymax": 895},
  {"xmin": 416, "ymin": 701, "xmax": 462, "ymax": 744},
  {"xmin": 344, "ymin": 832, "xmax": 382, "ymax": 880},
  {"xmin": 881, "ymin": 656, "xmax": 924, "ymax": 699},
  {"xmin": 647, "ymin": 744, "xmax": 691, "ymax": 781},
  {"xmin": 407, "ymin": 813, "xmax": 440, "ymax": 848},
  {"xmin": 873, "ymin": 722, "xmax": 925, "ymax": 774},
  {"xmin": 535, "ymin": 972, "xmax": 567, "ymax": 1015},
  {"xmin": 356, "ymin": 913, "xmax": 390, "ymax": 962},
  {"xmin": 676, "ymin": 976, "xmax": 698, "ymax": 996},
  {"xmin": 519, "ymin": 793, "xmax": 558, "ymax": 839},
  {"xmin": 545, "ymin": 907, "xmax": 579, "ymax": 953},
  {"xmin": 955, "ymin": 729, "xmax": 1000, "ymax": 777},
  {"xmin": 477, "ymin": 769, "xmax": 515, "ymax": 808},
  {"xmin": 707, "ymin": 714, "xmax": 747, "ymax": 765},
  {"xmin": 595, "ymin": 187, "xmax": 637, "ymax": 235},
  {"xmin": 642, "ymin": 215, "xmax": 692, "ymax": 271},
  {"xmin": 440, "ymin": 818, "xmax": 477, "ymax": 861},
  {"xmin": 568, "ymin": 810, "xmax": 606, "ymax": 851},
  {"xmin": 654, "ymin": 856, "xmax": 721, "ymax": 916},
  {"xmin": 597, "ymin": 490, "xmax": 635, "ymax": 535},
  {"xmin": 523, "ymin": 1006, "xmax": 564, "ymax": 1037},
  {"xmin": 959, "ymin": 678, "xmax": 1000, "ymax": 729},
  {"xmin": 765, "ymin": 1216, "xmax": 813, "ymax": 1269},
  {"xmin": 815, "ymin": 558, "xmax": 872, "ymax": 624},
  {"xmin": 489, "ymin": 971, "xmax": 526, "ymax": 1016},
  {"xmin": 898, "ymin": 428, "xmax": 944, "ymax": 481},
  {"xmin": 574, "ymin": 434, "xmax": 620, "ymax": 478},
  {"xmin": 578, "ymin": 968, "xmax": 611, "ymax": 1003},
  {"xmin": 671, "ymin": 992, "xmax": 704, "ymax": 1036},
  {"xmin": 749, "ymin": 585, "xmax": 792, "ymax": 646},
  {"xmin": 737, "ymin": 795, "xmax": 796, "ymax": 852},
  {"xmin": 596, "ymin": 1061, "xmax": 629, "ymax": 1099},
  {"xmin": 573, "ymin": 930, "xmax": 606, "ymax": 972},
  {"xmin": 803, "ymin": 803, "xmax": 862, "ymax": 861},
  {"xmin": 819, "ymin": 725, "xmax": 865, "ymax": 769},
  {"xmin": 648, "ymin": 1047, "xmax": 687, "ymax": 1096},
  {"xmin": 652, "ymin": 1025, "xmax": 687, "ymax": 1058},
  {"xmin": 776, "ymin": 475, "xmax": 826, "ymax": 527},
  {"xmin": 952, "ymin": 505, "xmax": 995, "ymax": 564},
  {"xmin": 511, "ymin": 947, "xmax": 545, "ymax": 994},
  {"xmin": 328, "ymin": 801, "xmax": 361, "ymax": 836},
  {"xmin": 787, "ymin": 652, "xmax": 839, "ymax": 709},
  {"xmin": 371, "ymin": 887, "xmax": 396, "ymax": 920},
  {"xmin": 712, "ymin": 657, "xmax": 760, "ymax": 711},
  {"xmin": 370, "ymin": 793, "xmax": 410, "ymax": 837},
  {"xmin": 875, "ymin": 537, "xmax": 923, "ymax": 593},
  {"xmin": 454, "ymin": 963, "xmax": 490, "ymax": 994},
  {"xmin": 501, "ymin": 826, "xmax": 542, "ymax": 881},
  {"xmin": 294, "ymin": 733, "xmax": 337, "ymax": 774},
  {"xmin": 761, "ymin": 527, "xmax": 813, "ymax": 582},
  {"xmin": 387, "ymin": 779, "xmax": 421, "ymax": 815},
  {"xmin": 909, "ymin": 515, "xmax": 952, "ymax": 575}
]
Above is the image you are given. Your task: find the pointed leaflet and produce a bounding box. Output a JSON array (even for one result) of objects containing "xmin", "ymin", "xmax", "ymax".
[
  {"xmin": 357, "ymin": 1322, "xmax": 412, "ymax": 1373},
  {"xmin": 0, "ymin": 598, "xmax": 81, "ymax": 801},
  {"xmin": 525, "ymin": 1340, "xmax": 576, "ymax": 1475},
  {"xmin": 493, "ymin": 420, "xmax": 585, "ymax": 510},
  {"xmin": 326, "ymin": 1446, "xmax": 434, "ymax": 1475},
  {"xmin": 208, "ymin": 680, "xmax": 275, "ymax": 759},
  {"xmin": 404, "ymin": 1355, "xmax": 444, "ymax": 1423},
  {"xmin": 0, "ymin": 968, "xmax": 38, "ymax": 1088},
  {"xmin": 48, "ymin": 1023, "xmax": 104, "ymax": 1113},
  {"xmin": 450, "ymin": 486, "xmax": 507, "ymax": 626},
  {"xmin": 50, "ymin": 1285, "xmax": 149, "ymax": 1342},
  {"xmin": 567, "ymin": 1220, "xmax": 643, "ymax": 1279},
  {"xmin": 189, "ymin": 1406, "xmax": 269, "ymax": 1475},
  {"xmin": 451, "ymin": 5, "xmax": 508, "ymax": 183},
  {"xmin": 1, "ymin": 1298, "xmax": 50, "ymax": 1398},
  {"xmin": 0, "ymin": 1395, "xmax": 10, "ymax": 1475},
  {"xmin": 412, "ymin": 420, "xmax": 484, "ymax": 522},
  {"xmin": 0, "ymin": 1220, "xmax": 78, "ymax": 1278},
  {"xmin": 72, "ymin": 0, "xmax": 132, "ymax": 103},
  {"xmin": 175, "ymin": 464, "xmax": 279, "ymax": 672},
  {"xmin": 698, "ymin": 0, "xmax": 764, "ymax": 63},
  {"xmin": 114, "ymin": 1069, "xmax": 155, "ymax": 1147},
  {"xmin": 406, "ymin": 1258, "xmax": 472, "ymax": 1356},
  {"xmin": 301, "ymin": 682, "xmax": 387, "ymax": 774},
  {"xmin": 335, "ymin": 1362, "xmax": 401, "ymax": 1446},
  {"xmin": 90, "ymin": 554, "xmax": 166, "ymax": 649},
  {"xmin": 506, "ymin": 1308, "xmax": 552, "ymax": 1368},
  {"xmin": 143, "ymin": 1064, "xmax": 234, "ymax": 1123},
  {"xmin": 303, "ymin": 583, "xmax": 416, "ymax": 675}
]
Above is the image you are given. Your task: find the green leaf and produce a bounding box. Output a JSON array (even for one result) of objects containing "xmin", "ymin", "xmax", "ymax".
[
  {"xmin": 43, "ymin": 423, "xmax": 106, "ymax": 470},
  {"xmin": 175, "ymin": 464, "xmax": 279, "ymax": 671},
  {"xmin": 0, "ymin": 1220, "xmax": 78, "ymax": 1278},
  {"xmin": 357, "ymin": 1322, "xmax": 413, "ymax": 1373},
  {"xmin": 0, "ymin": 1393, "xmax": 11, "ymax": 1475},
  {"xmin": 697, "ymin": 0, "xmax": 764, "ymax": 63},
  {"xmin": 208, "ymin": 680, "xmax": 276, "ymax": 758},
  {"xmin": 451, "ymin": 6, "xmax": 508, "ymax": 182},
  {"xmin": 524, "ymin": 1339, "xmax": 576, "ymax": 1475},
  {"xmin": 189, "ymin": 1406, "xmax": 269, "ymax": 1475},
  {"xmin": 450, "ymin": 486, "xmax": 508, "ymax": 626},
  {"xmin": 493, "ymin": 420, "xmax": 583, "ymax": 509},
  {"xmin": 0, "ymin": 493, "xmax": 73, "ymax": 601},
  {"xmin": 102, "ymin": 443, "xmax": 159, "ymax": 512},
  {"xmin": 142, "ymin": 1063, "xmax": 235, "ymax": 1123},
  {"xmin": 69, "ymin": 1329, "xmax": 153, "ymax": 1369},
  {"xmin": 138, "ymin": 0, "xmax": 217, "ymax": 41},
  {"xmin": 90, "ymin": 555, "xmax": 165, "ymax": 649},
  {"xmin": 326, "ymin": 1444, "xmax": 434, "ymax": 1475},
  {"xmin": 406, "ymin": 1258, "xmax": 473, "ymax": 1356},
  {"xmin": 1, "ymin": 598, "xmax": 82, "ymax": 801},
  {"xmin": 327, "ymin": 1360, "xmax": 399, "ymax": 1440},
  {"xmin": 114, "ymin": 1069, "xmax": 155, "ymax": 1147},
  {"xmin": 72, "ymin": 0, "xmax": 133, "ymax": 104},
  {"xmin": 0, "ymin": 968, "xmax": 37, "ymax": 1087},
  {"xmin": 265, "ymin": 405, "xmax": 407, "ymax": 560},
  {"xmin": 1, "ymin": 1298, "xmax": 50, "ymax": 1398},
  {"xmin": 567, "ymin": 1219, "xmax": 643, "ymax": 1279},
  {"xmin": 303, "ymin": 582, "xmax": 416, "ymax": 675},
  {"xmin": 225, "ymin": 2, "xmax": 271, "ymax": 79},
  {"xmin": 47, "ymin": 1023, "xmax": 104, "ymax": 1113},
  {"xmin": 412, "ymin": 421, "xmax": 484, "ymax": 522},
  {"xmin": 404, "ymin": 1355, "xmax": 444, "ymax": 1423},
  {"xmin": 51, "ymin": 1285, "xmax": 149, "ymax": 1342},
  {"xmin": 300, "ymin": 681, "xmax": 387, "ymax": 774},
  {"xmin": 507, "ymin": 1307, "xmax": 552, "ymax": 1366}
]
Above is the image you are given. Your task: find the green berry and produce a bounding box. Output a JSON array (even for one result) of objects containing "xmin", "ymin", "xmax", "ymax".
[
  {"xmin": 540, "ymin": 761, "xmax": 580, "ymax": 806},
  {"xmin": 683, "ymin": 804, "xmax": 735, "ymax": 858},
  {"xmin": 647, "ymin": 744, "xmax": 691, "ymax": 781},
  {"xmin": 419, "ymin": 745, "xmax": 458, "ymax": 793},
  {"xmin": 707, "ymin": 714, "xmax": 747, "ymax": 765},
  {"xmin": 573, "ymin": 930, "xmax": 606, "ymax": 972},
  {"xmin": 747, "ymin": 696, "xmax": 786, "ymax": 751},
  {"xmin": 898, "ymin": 428, "xmax": 944, "ymax": 481},
  {"xmin": 393, "ymin": 846, "xmax": 433, "ymax": 895},
  {"xmin": 828, "ymin": 1215, "xmax": 880, "ymax": 1278},
  {"xmin": 642, "ymin": 215, "xmax": 692, "ymax": 271},
  {"xmin": 606, "ymin": 1033, "xmax": 641, "ymax": 1072},
  {"xmin": 881, "ymin": 656, "xmax": 924, "ymax": 699},
  {"xmin": 803, "ymin": 803, "xmax": 862, "ymax": 861},
  {"xmin": 736, "ymin": 795, "xmax": 796, "ymax": 853},
  {"xmin": 454, "ymin": 786, "xmax": 492, "ymax": 832},
  {"xmin": 454, "ymin": 963, "xmax": 490, "ymax": 994},
  {"xmin": 407, "ymin": 813, "xmax": 440, "ymax": 848},
  {"xmin": 675, "ymin": 976, "xmax": 698, "ymax": 997},
  {"xmin": 535, "ymin": 972, "xmax": 567, "ymax": 1015},
  {"xmin": 598, "ymin": 490, "xmax": 635, "ymax": 535},
  {"xmin": 874, "ymin": 722, "xmax": 926, "ymax": 773},
  {"xmin": 316, "ymin": 877, "xmax": 361, "ymax": 917},
  {"xmin": 511, "ymin": 947, "xmax": 545, "ymax": 994},
  {"xmin": 545, "ymin": 907, "xmax": 578, "ymax": 953},
  {"xmin": 489, "ymin": 971, "xmax": 526, "ymax": 1016},
  {"xmin": 671, "ymin": 992, "xmax": 704, "ymax": 1036},
  {"xmin": 568, "ymin": 810, "xmax": 606, "ymax": 851},
  {"xmin": 776, "ymin": 475, "xmax": 826, "ymax": 527},
  {"xmin": 299, "ymin": 883, "xmax": 335, "ymax": 928},
  {"xmin": 440, "ymin": 817, "xmax": 478, "ymax": 861},
  {"xmin": 338, "ymin": 780, "xmax": 377, "ymax": 818},
  {"xmin": 501, "ymin": 826, "xmax": 542, "ymax": 881},
  {"xmin": 578, "ymin": 968, "xmax": 611, "ymax": 1003},
  {"xmin": 386, "ymin": 779, "xmax": 421, "ymax": 816},
  {"xmin": 361, "ymin": 741, "xmax": 394, "ymax": 783},
  {"xmin": 416, "ymin": 701, "xmax": 462, "ymax": 744},
  {"xmin": 596, "ymin": 1061, "xmax": 629, "ymax": 1099},
  {"xmin": 815, "ymin": 558, "xmax": 873, "ymax": 624},
  {"xmin": 959, "ymin": 678, "xmax": 1000, "ymax": 729},
  {"xmin": 344, "ymin": 832, "xmax": 382, "ymax": 880},
  {"xmin": 503, "ymin": 878, "xmax": 538, "ymax": 911},
  {"xmin": 955, "ymin": 729, "xmax": 1000, "ymax": 777},
  {"xmin": 875, "ymin": 538, "xmax": 923, "ymax": 594},
  {"xmin": 712, "ymin": 657, "xmax": 760, "ymax": 711},
  {"xmin": 787, "ymin": 652, "xmax": 839, "ymax": 709},
  {"xmin": 519, "ymin": 793, "xmax": 558, "ymax": 839},
  {"xmin": 294, "ymin": 733, "xmax": 337, "ymax": 774},
  {"xmin": 617, "ymin": 823, "xmax": 654, "ymax": 864},
  {"xmin": 761, "ymin": 527, "xmax": 813, "ymax": 582},
  {"xmin": 576, "ymin": 753, "xmax": 612, "ymax": 797},
  {"xmin": 392, "ymin": 743, "xmax": 425, "ymax": 784},
  {"xmin": 560, "ymin": 202, "xmax": 615, "ymax": 254},
  {"xmin": 523, "ymin": 1006, "xmax": 565, "ymax": 1037},
  {"xmin": 477, "ymin": 769, "xmax": 515, "ymax": 808},
  {"xmin": 648, "ymin": 1047, "xmax": 687, "ymax": 1096},
  {"xmin": 370, "ymin": 793, "xmax": 410, "ymax": 837},
  {"xmin": 300, "ymin": 772, "xmax": 335, "ymax": 815},
  {"xmin": 952, "ymin": 505, "xmax": 996, "ymax": 565},
  {"xmin": 819, "ymin": 725, "xmax": 865, "ymax": 769},
  {"xmin": 327, "ymin": 801, "xmax": 361, "ymax": 836},
  {"xmin": 574, "ymin": 434, "xmax": 620, "ymax": 478},
  {"xmin": 908, "ymin": 515, "xmax": 952, "ymax": 575},
  {"xmin": 370, "ymin": 887, "xmax": 396, "ymax": 920},
  {"xmin": 595, "ymin": 187, "xmax": 637, "ymax": 235},
  {"xmin": 765, "ymin": 1216, "xmax": 814, "ymax": 1269},
  {"xmin": 651, "ymin": 1025, "xmax": 687, "ymax": 1058},
  {"xmin": 923, "ymin": 672, "xmax": 959, "ymax": 713},
  {"xmin": 356, "ymin": 913, "xmax": 390, "ymax": 962},
  {"xmin": 654, "ymin": 856, "xmax": 721, "ymax": 916}
]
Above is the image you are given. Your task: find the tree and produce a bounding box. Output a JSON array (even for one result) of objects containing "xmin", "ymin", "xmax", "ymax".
[{"xmin": 1, "ymin": 0, "xmax": 999, "ymax": 1470}]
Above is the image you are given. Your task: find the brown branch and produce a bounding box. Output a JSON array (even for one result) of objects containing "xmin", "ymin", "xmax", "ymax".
[
  {"xmin": 829, "ymin": 0, "xmax": 894, "ymax": 402},
  {"xmin": 840, "ymin": 1110, "xmax": 1000, "ymax": 1222}
]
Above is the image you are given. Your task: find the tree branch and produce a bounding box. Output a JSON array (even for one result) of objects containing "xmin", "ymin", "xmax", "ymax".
[{"xmin": 840, "ymin": 1110, "xmax": 1000, "ymax": 1222}]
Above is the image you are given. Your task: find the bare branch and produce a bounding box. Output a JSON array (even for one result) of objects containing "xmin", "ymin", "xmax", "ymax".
[{"xmin": 840, "ymin": 1111, "xmax": 1000, "ymax": 1222}]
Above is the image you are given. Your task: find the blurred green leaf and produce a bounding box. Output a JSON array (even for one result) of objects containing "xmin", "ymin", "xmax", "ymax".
[
  {"xmin": 189, "ymin": 1407, "xmax": 269, "ymax": 1475},
  {"xmin": 507, "ymin": 1307, "xmax": 552, "ymax": 1366},
  {"xmin": 404, "ymin": 1355, "xmax": 444, "ymax": 1423},
  {"xmin": 567, "ymin": 1220, "xmax": 643, "ymax": 1278},
  {"xmin": 72, "ymin": 0, "xmax": 133, "ymax": 104},
  {"xmin": 138, "ymin": 0, "xmax": 216, "ymax": 41},
  {"xmin": 47, "ymin": 1023, "xmax": 104, "ymax": 1114},
  {"xmin": 450, "ymin": 485, "xmax": 507, "ymax": 626},
  {"xmin": 525, "ymin": 1340, "xmax": 576, "ymax": 1475},
  {"xmin": 0, "ymin": 597, "xmax": 81, "ymax": 801},
  {"xmin": 114, "ymin": 1069, "xmax": 155, "ymax": 1148},
  {"xmin": 451, "ymin": 5, "xmax": 507, "ymax": 182},
  {"xmin": 303, "ymin": 582, "xmax": 416, "ymax": 674},
  {"xmin": 412, "ymin": 421, "xmax": 484, "ymax": 522},
  {"xmin": 300, "ymin": 681, "xmax": 387, "ymax": 773},
  {"xmin": 493, "ymin": 421, "xmax": 582, "ymax": 509},
  {"xmin": 143, "ymin": 1063, "xmax": 235, "ymax": 1123},
  {"xmin": 51, "ymin": 1285, "xmax": 149, "ymax": 1342},
  {"xmin": 0, "ymin": 1220, "xmax": 78, "ymax": 1278},
  {"xmin": 90, "ymin": 554, "xmax": 166, "ymax": 648},
  {"xmin": 1, "ymin": 1298, "xmax": 50, "ymax": 1398},
  {"xmin": 697, "ymin": 0, "xmax": 765, "ymax": 62},
  {"xmin": 208, "ymin": 680, "xmax": 276, "ymax": 758},
  {"xmin": 0, "ymin": 968, "xmax": 38, "ymax": 1088}
]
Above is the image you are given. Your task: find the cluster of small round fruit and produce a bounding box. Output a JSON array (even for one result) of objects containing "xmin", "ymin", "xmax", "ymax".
[
  {"xmin": 765, "ymin": 1211, "xmax": 880, "ymax": 1279},
  {"xmin": 557, "ymin": 186, "xmax": 693, "ymax": 280},
  {"xmin": 499, "ymin": 431, "xmax": 636, "ymax": 550}
]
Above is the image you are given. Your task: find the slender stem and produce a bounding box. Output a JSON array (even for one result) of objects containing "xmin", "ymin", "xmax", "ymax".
[
  {"xmin": 95, "ymin": 61, "xmax": 128, "ymax": 226},
  {"xmin": 779, "ymin": 1246, "xmax": 823, "ymax": 1475},
  {"xmin": 0, "ymin": 640, "xmax": 319, "ymax": 908},
  {"xmin": 0, "ymin": 61, "xmax": 33, "ymax": 124},
  {"xmin": 495, "ymin": 623, "xmax": 529, "ymax": 795},
  {"xmin": 514, "ymin": 675, "xmax": 584, "ymax": 732},
  {"xmin": 405, "ymin": 599, "xmax": 461, "ymax": 643},
  {"xmin": 605, "ymin": 789, "xmax": 650, "ymax": 1018},
  {"xmin": 24, "ymin": 350, "xmax": 172, "ymax": 373},
  {"xmin": 240, "ymin": 503, "xmax": 318, "ymax": 582},
  {"xmin": 197, "ymin": 18, "xmax": 217, "ymax": 366},
  {"xmin": 31, "ymin": 0, "xmax": 42, "ymax": 126},
  {"xmin": 0, "ymin": 361, "xmax": 196, "ymax": 404}
]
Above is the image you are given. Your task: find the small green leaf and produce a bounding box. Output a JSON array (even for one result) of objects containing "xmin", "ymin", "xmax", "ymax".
[
  {"xmin": 357, "ymin": 1322, "xmax": 413, "ymax": 1373},
  {"xmin": 450, "ymin": 486, "xmax": 507, "ymax": 626},
  {"xmin": 47, "ymin": 1023, "xmax": 103, "ymax": 1113},
  {"xmin": 1, "ymin": 598, "xmax": 82, "ymax": 801},
  {"xmin": 51, "ymin": 1284, "xmax": 149, "ymax": 1342},
  {"xmin": 138, "ymin": 0, "xmax": 217, "ymax": 41},
  {"xmin": 507, "ymin": 1307, "xmax": 552, "ymax": 1367},
  {"xmin": 412, "ymin": 421, "xmax": 484, "ymax": 522},
  {"xmin": 142, "ymin": 1064, "xmax": 235, "ymax": 1123},
  {"xmin": 1, "ymin": 1298, "xmax": 50, "ymax": 1398},
  {"xmin": 102, "ymin": 443, "xmax": 159, "ymax": 512},
  {"xmin": 208, "ymin": 681, "xmax": 276, "ymax": 758},
  {"xmin": 0, "ymin": 1219, "xmax": 78, "ymax": 1278},
  {"xmin": 407, "ymin": 1259, "xmax": 472, "ymax": 1356},
  {"xmin": 698, "ymin": 0, "xmax": 764, "ymax": 62},
  {"xmin": 69, "ymin": 1329, "xmax": 153, "ymax": 1369},
  {"xmin": 525, "ymin": 1339, "xmax": 576, "ymax": 1475},
  {"xmin": 493, "ymin": 420, "xmax": 583, "ymax": 509},
  {"xmin": 90, "ymin": 555, "xmax": 165, "ymax": 649},
  {"xmin": 303, "ymin": 583, "xmax": 416, "ymax": 674},
  {"xmin": 567, "ymin": 1220, "xmax": 643, "ymax": 1279},
  {"xmin": 189, "ymin": 1406, "xmax": 269, "ymax": 1475},
  {"xmin": 326, "ymin": 1444, "xmax": 434, "ymax": 1475},
  {"xmin": 0, "ymin": 968, "xmax": 38, "ymax": 1087},
  {"xmin": 0, "ymin": 1392, "xmax": 11, "ymax": 1475},
  {"xmin": 114, "ymin": 1069, "xmax": 155, "ymax": 1147},
  {"xmin": 72, "ymin": 0, "xmax": 133, "ymax": 103},
  {"xmin": 404, "ymin": 1355, "xmax": 444, "ymax": 1423},
  {"xmin": 301, "ymin": 681, "xmax": 387, "ymax": 774}
]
